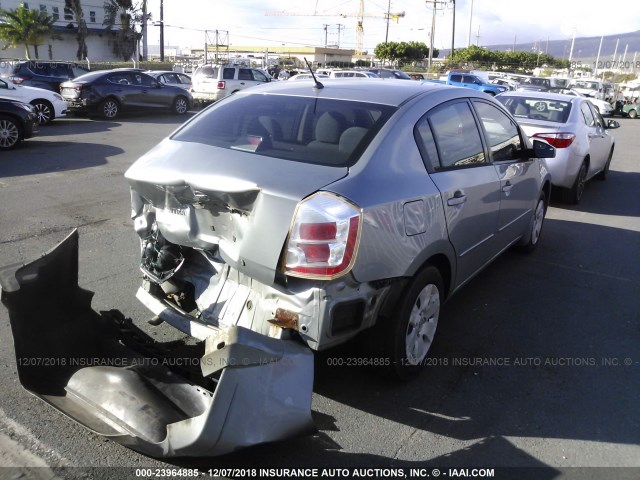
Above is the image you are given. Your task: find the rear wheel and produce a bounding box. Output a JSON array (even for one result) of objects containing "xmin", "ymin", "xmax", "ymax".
[
  {"xmin": 563, "ymin": 161, "xmax": 587, "ymax": 204},
  {"xmin": 376, "ymin": 266, "xmax": 443, "ymax": 380},
  {"xmin": 629, "ymin": 109, "xmax": 638, "ymax": 119},
  {"xmin": 596, "ymin": 148, "xmax": 613, "ymax": 181},
  {"xmin": 172, "ymin": 96, "xmax": 189, "ymax": 115},
  {"xmin": 0, "ymin": 115, "xmax": 21, "ymax": 150},
  {"xmin": 31, "ymin": 100, "xmax": 54, "ymax": 124},
  {"xmin": 99, "ymin": 98, "xmax": 120, "ymax": 119}
]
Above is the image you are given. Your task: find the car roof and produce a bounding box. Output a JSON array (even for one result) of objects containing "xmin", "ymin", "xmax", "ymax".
[
  {"xmin": 236, "ymin": 78, "xmax": 457, "ymax": 107},
  {"xmin": 145, "ymin": 70, "xmax": 186, "ymax": 76}
]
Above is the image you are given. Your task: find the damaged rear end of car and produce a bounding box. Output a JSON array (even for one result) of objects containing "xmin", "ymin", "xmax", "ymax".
[{"xmin": 0, "ymin": 85, "xmax": 398, "ymax": 457}]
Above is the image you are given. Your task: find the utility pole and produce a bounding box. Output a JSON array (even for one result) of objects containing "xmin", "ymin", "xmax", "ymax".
[
  {"xmin": 425, "ymin": 0, "xmax": 448, "ymax": 69},
  {"xmin": 336, "ymin": 24, "xmax": 344, "ymax": 49},
  {"xmin": 323, "ymin": 24, "xmax": 329, "ymax": 47},
  {"xmin": 141, "ymin": 0, "xmax": 147, "ymax": 60},
  {"xmin": 450, "ymin": 0, "xmax": 455, "ymax": 63},
  {"xmin": 385, "ymin": 0, "xmax": 391, "ymax": 43},
  {"xmin": 159, "ymin": 0, "xmax": 164, "ymax": 61}
]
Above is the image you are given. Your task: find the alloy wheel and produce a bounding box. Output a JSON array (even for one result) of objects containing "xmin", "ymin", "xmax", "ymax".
[
  {"xmin": 32, "ymin": 102, "xmax": 52, "ymax": 124},
  {"xmin": 0, "ymin": 119, "xmax": 20, "ymax": 149}
]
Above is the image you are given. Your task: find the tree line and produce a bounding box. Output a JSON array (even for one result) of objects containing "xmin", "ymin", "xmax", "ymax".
[{"xmin": 0, "ymin": 1, "xmax": 146, "ymax": 61}]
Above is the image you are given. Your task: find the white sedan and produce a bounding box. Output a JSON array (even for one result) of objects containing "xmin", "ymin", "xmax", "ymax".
[
  {"xmin": 549, "ymin": 88, "xmax": 614, "ymax": 115},
  {"xmin": 0, "ymin": 77, "xmax": 67, "ymax": 124}
]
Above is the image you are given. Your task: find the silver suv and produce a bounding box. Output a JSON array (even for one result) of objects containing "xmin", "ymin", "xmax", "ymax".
[{"xmin": 191, "ymin": 64, "xmax": 271, "ymax": 104}]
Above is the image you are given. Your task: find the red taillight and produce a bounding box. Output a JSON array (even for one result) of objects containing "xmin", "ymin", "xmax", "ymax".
[
  {"xmin": 532, "ymin": 133, "xmax": 576, "ymax": 149},
  {"xmin": 284, "ymin": 193, "xmax": 362, "ymax": 280},
  {"xmin": 217, "ymin": 80, "xmax": 226, "ymax": 90},
  {"xmin": 299, "ymin": 222, "xmax": 338, "ymax": 240},
  {"xmin": 11, "ymin": 76, "xmax": 27, "ymax": 85}
]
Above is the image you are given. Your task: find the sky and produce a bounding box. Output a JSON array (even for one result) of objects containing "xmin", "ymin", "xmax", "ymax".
[{"xmin": 142, "ymin": 0, "xmax": 640, "ymax": 54}]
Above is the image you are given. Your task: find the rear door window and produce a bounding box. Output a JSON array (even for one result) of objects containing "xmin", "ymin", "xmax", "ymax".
[{"xmin": 222, "ymin": 68, "xmax": 236, "ymax": 80}]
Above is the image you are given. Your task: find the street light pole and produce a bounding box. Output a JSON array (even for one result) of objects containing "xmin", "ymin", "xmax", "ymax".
[{"xmin": 467, "ymin": 0, "xmax": 473, "ymax": 47}]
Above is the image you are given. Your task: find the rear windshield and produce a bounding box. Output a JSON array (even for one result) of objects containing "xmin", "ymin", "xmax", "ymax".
[
  {"xmin": 194, "ymin": 65, "xmax": 219, "ymax": 78},
  {"xmin": 172, "ymin": 94, "xmax": 396, "ymax": 167},
  {"xmin": 497, "ymin": 96, "xmax": 572, "ymax": 123}
]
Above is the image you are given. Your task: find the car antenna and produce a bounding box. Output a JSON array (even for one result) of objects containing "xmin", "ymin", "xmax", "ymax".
[{"xmin": 304, "ymin": 57, "xmax": 323, "ymax": 89}]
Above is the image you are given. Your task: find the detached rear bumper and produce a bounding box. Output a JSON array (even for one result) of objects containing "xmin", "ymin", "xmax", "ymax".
[{"xmin": 0, "ymin": 230, "xmax": 315, "ymax": 457}]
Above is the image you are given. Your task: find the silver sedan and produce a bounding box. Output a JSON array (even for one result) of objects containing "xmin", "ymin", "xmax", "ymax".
[
  {"xmin": 1, "ymin": 80, "xmax": 555, "ymax": 458},
  {"xmin": 497, "ymin": 91, "xmax": 620, "ymax": 203},
  {"xmin": 144, "ymin": 70, "xmax": 192, "ymax": 90}
]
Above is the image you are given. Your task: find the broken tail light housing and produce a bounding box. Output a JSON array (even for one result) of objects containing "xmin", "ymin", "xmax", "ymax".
[
  {"xmin": 532, "ymin": 132, "xmax": 576, "ymax": 149},
  {"xmin": 284, "ymin": 192, "xmax": 362, "ymax": 280}
]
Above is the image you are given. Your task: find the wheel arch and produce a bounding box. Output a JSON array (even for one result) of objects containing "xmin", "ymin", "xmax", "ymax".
[{"xmin": 377, "ymin": 252, "xmax": 453, "ymax": 322}]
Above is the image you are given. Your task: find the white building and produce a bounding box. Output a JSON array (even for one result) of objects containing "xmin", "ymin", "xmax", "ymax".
[{"xmin": 0, "ymin": 0, "xmax": 124, "ymax": 61}]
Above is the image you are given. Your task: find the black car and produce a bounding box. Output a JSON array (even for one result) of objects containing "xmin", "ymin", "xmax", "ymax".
[
  {"xmin": 368, "ymin": 68, "xmax": 412, "ymax": 80},
  {"xmin": 11, "ymin": 61, "xmax": 90, "ymax": 92},
  {"xmin": 0, "ymin": 98, "xmax": 39, "ymax": 150},
  {"xmin": 60, "ymin": 69, "xmax": 193, "ymax": 119}
]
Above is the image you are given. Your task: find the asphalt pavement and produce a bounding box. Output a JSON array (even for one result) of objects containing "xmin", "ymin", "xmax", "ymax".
[{"xmin": 0, "ymin": 111, "xmax": 638, "ymax": 480}]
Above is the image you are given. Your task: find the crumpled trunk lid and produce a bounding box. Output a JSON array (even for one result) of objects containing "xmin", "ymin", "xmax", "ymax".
[
  {"xmin": 0, "ymin": 230, "xmax": 315, "ymax": 457},
  {"xmin": 125, "ymin": 140, "xmax": 348, "ymax": 286}
]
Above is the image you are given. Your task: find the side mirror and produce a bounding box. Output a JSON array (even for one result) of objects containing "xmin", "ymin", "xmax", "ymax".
[
  {"xmin": 531, "ymin": 139, "xmax": 556, "ymax": 158},
  {"xmin": 605, "ymin": 119, "xmax": 620, "ymax": 129}
]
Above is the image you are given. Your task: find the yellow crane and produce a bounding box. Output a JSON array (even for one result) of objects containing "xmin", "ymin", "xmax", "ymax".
[{"xmin": 265, "ymin": 0, "xmax": 405, "ymax": 56}]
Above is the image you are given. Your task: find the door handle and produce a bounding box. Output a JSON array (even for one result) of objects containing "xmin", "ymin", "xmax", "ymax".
[
  {"xmin": 447, "ymin": 192, "xmax": 467, "ymax": 206},
  {"xmin": 502, "ymin": 182, "xmax": 513, "ymax": 193}
]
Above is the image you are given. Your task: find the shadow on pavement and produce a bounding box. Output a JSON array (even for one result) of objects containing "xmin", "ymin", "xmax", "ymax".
[{"xmin": 0, "ymin": 141, "xmax": 121, "ymax": 177}]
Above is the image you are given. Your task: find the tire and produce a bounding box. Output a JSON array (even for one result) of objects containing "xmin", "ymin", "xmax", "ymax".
[
  {"xmin": 629, "ymin": 109, "xmax": 637, "ymax": 119},
  {"xmin": 563, "ymin": 161, "xmax": 587, "ymax": 204},
  {"xmin": 516, "ymin": 193, "xmax": 547, "ymax": 253},
  {"xmin": 376, "ymin": 266, "xmax": 444, "ymax": 380},
  {"xmin": 30, "ymin": 100, "xmax": 54, "ymax": 125},
  {"xmin": 596, "ymin": 148, "xmax": 613, "ymax": 181},
  {"xmin": 99, "ymin": 98, "xmax": 120, "ymax": 119},
  {"xmin": 172, "ymin": 96, "xmax": 189, "ymax": 115},
  {"xmin": 0, "ymin": 115, "xmax": 22, "ymax": 150}
]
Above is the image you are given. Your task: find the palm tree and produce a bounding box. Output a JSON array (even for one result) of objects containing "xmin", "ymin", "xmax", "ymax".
[
  {"xmin": 0, "ymin": 4, "xmax": 55, "ymax": 59},
  {"xmin": 103, "ymin": 0, "xmax": 142, "ymax": 61},
  {"xmin": 65, "ymin": 0, "xmax": 88, "ymax": 60}
]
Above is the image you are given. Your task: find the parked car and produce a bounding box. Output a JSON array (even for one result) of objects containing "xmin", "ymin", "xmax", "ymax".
[
  {"xmin": 446, "ymin": 72, "xmax": 508, "ymax": 95},
  {"xmin": 190, "ymin": 64, "xmax": 271, "ymax": 104},
  {"xmin": 0, "ymin": 79, "xmax": 555, "ymax": 457},
  {"xmin": 328, "ymin": 70, "xmax": 379, "ymax": 78},
  {"xmin": 59, "ymin": 69, "xmax": 192, "ymax": 119},
  {"xmin": 547, "ymin": 88, "xmax": 614, "ymax": 116},
  {"xmin": 288, "ymin": 73, "xmax": 329, "ymax": 81},
  {"xmin": 0, "ymin": 77, "xmax": 67, "ymax": 124},
  {"xmin": 497, "ymin": 91, "xmax": 619, "ymax": 204},
  {"xmin": 622, "ymin": 101, "xmax": 639, "ymax": 118},
  {"xmin": 10, "ymin": 61, "xmax": 89, "ymax": 92},
  {"xmin": 0, "ymin": 98, "xmax": 38, "ymax": 150},
  {"xmin": 369, "ymin": 68, "xmax": 412, "ymax": 79},
  {"xmin": 144, "ymin": 70, "xmax": 192, "ymax": 90}
]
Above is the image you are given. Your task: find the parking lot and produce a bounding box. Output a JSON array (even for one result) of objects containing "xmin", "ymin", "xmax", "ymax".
[{"xmin": 0, "ymin": 111, "xmax": 638, "ymax": 478}]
